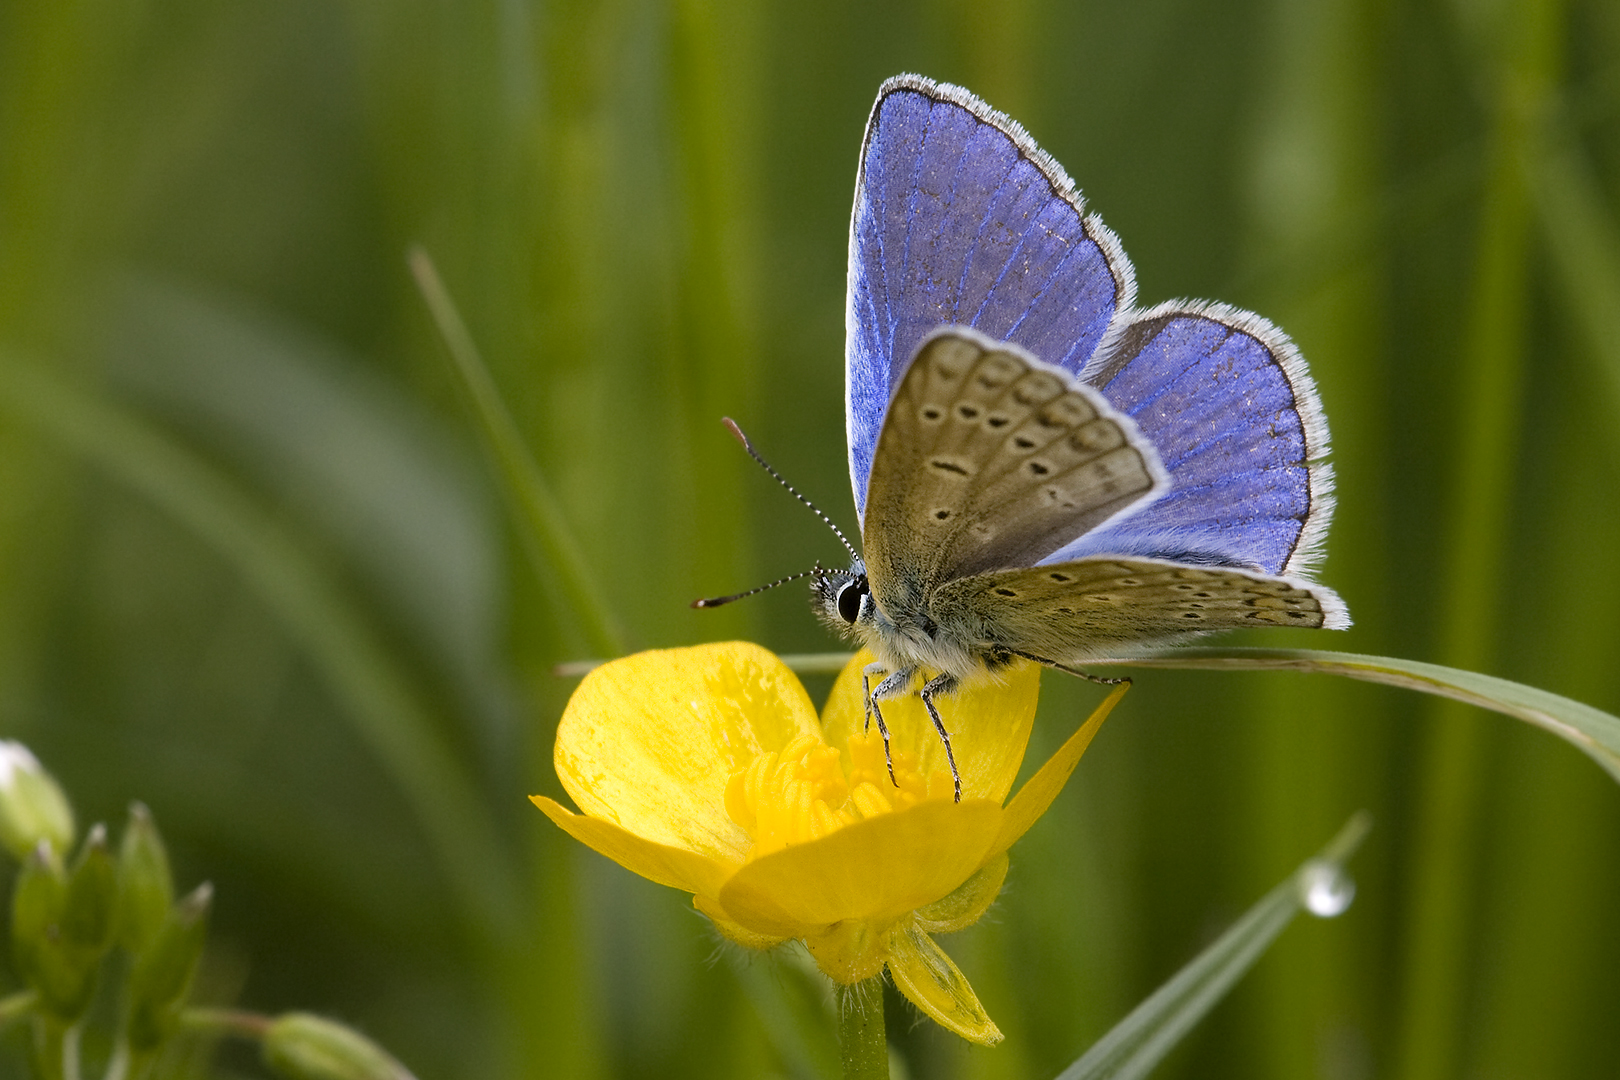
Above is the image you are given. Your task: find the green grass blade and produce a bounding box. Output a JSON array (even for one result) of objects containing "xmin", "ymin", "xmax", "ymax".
[
  {"xmin": 1085, "ymin": 647, "xmax": 1620, "ymax": 782},
  {"xmin": 0, "ymin": 351, "xmax": 521, "ymax": 946},
  {"xmin": 1054, "ymin": 813, "xmax": 1370, "ymax": 1080},
  {"xmin": 409, "ymin": 246, "xmax": 625, "ymax": 658}
]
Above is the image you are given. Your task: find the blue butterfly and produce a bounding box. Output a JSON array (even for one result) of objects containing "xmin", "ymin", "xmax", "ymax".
[{"xmin": 804, "ymin": 75, "xmax": 1349, "ymax": 797}]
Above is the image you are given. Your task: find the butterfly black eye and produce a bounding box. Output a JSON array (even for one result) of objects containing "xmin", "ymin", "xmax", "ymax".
[{"xmin": 836, "ymin": 579, "xmax": 867, "ymax": 624}]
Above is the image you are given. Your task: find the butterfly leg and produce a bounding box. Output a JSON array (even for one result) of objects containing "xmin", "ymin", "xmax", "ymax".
[
  {"xmin": 1009, "ymin": 649, "xmax": 1132, "ymax": 688},
  {"xmin": 869, "ymin": 664, "xmax": 926, "ymax": 789},
  {"xmin": 861, "ymin": 664, "xmax": 881, "ymax": 734},
  {"xmin": 863, "ymin": 662, "xmax": 900, "ymax": 786},
  {"xmin": 918, "ymin": 672, "xmax": 963, "ymax": 803}
]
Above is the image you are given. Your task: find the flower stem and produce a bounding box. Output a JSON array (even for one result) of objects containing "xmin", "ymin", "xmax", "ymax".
[
  {"xmin": 837, "ymin": 979, "xmax": 888, "ymax": 1080},
  {"xmin": 180, "ymin": 1007, "xmax": 274, "ymax": 1041}
]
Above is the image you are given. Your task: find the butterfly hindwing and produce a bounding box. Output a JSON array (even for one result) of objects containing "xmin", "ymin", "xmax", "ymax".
[
  {"xmin": 1057, "ymin": 302, "xmax": 1334, "ymax": 577},
  {"xmin": 863, "ymin": 330, "xmax": 1166, "ymax": 605},
  {"xmin": 929, "ymin": 556, "xmax": 1349, "ymax": 663},
  {"xmin": 847, "ymin": 75, "xmax": 1135, "ymax": 523}
]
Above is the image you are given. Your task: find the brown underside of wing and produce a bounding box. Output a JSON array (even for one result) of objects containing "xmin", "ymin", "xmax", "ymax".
[
  {"xmin": 863, "ymin": 333, "xmax": 1162, "ymax": 603},
  {"xmin": 928, "ymin": 557, "xmax": 1331, "ymax": 661}
]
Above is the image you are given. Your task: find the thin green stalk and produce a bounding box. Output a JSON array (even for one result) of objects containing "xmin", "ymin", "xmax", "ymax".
[
  {"xmin": 180, "ymin": 1008, "xmax": 273, "ymax": 1041},
  {"xmin": 553, "ymin": 651, "xmax": 856, "ymax": 679},
  {"xmin": 63, "ymin": 1025, "xmax": 80, "ymax": 1080},
  {"xmin": 408, "ymin": 247, "xmax": 624, "ymax": 658},
  {"xmin": 836, "ymin": 980, "xmax": 888, "ymax": 1080}
]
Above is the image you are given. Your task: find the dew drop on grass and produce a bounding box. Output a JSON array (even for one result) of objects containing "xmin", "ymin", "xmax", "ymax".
[{"xmin": 1297, "ymin": 859, "xmax": 1356, "ymax": 917}]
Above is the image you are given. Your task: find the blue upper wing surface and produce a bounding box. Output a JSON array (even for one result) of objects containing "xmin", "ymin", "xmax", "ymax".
[
  {"xmin": 1052, "ymin": 302, "xmax": 1335, "ymax": 578},
  {"xmin": 846, "ymin": 75, "xmax": 1134, "ymax": 521}
]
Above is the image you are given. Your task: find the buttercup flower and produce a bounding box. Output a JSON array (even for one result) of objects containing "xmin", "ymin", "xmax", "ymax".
[{"xmin": 532, "ymin": 642, "xmax": 1124, "ymax": 1044}]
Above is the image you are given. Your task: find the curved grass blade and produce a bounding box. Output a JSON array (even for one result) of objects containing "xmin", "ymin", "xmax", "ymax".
[
  {"xmin": 0, "ymin": 352, "xmax": 521, "ymax": 946},
  {"xmin": 1054, "ymin": 813, "xmax": 1370, "ymax": 1080},
  {"xmin": 409, "ymin": 246, "xmax": 625, "ymax": 657},
  {"xmin": 1085, "ymin": 648, "xmax": 1620, "ymax": 784}
]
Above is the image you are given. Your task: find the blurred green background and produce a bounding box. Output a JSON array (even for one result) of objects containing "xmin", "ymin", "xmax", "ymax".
[{"xmin": 2, "ymin": 0, "xmax": 1618, "ymax": 1077}]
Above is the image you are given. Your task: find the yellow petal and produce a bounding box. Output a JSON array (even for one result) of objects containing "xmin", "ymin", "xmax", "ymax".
[
  {"xmin": 820, "ymin": 651, "xmax": 1040, "ymax": 803},
  {"xmin": 912, "ymin": 852, "xmax": 1008, "ymax": 935},
  {"xmin": 887, "ymin": 924, "xmax": 1002, "ymax": 1045},
  {"xmin": 716, "ymin": 800, "xmax": 1002, "ymax": 937},
  {"xmin": 530, "ymin": 795, "xmax": 734, "ymax": 900},
  {"xmin": 991, "ymin": 682, "xmax": 1128, "ymax": 858},
  {"xmin": 554, "ymin": 643, "xmax": 820, "ymax": 863}
]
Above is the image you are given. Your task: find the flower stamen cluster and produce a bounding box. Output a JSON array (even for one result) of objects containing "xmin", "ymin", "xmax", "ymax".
[{"xmin": 726, "ymin": 732, "xmax": 950, "ymax": 858}]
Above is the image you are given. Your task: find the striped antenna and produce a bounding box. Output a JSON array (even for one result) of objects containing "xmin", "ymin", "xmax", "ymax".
[
  {"xmin": 691, "ymin": 566, "xmax": 822, "ymax": 609},
  {"xmin": 721, "ymin": 418, "xmax": 859, "ymax": 561}
]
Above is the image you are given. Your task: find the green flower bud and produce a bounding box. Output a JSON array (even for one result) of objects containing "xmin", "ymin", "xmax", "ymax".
[
  {"xmin": 126, "ymin": 881, "xmax": 211, "ymax": 1051},
  {"xmin": 10, "ymin": 840, "xmax": 98, "ymax": 1019},
  {"xmin": 117, "ymin": 802, "xmax": 174, "ymax": 953},
  {"xmin": 63, "ymin": 824, "xmax": 118, "ymax": 955},
  {"xmin": 12, "ymin": 841, "xmax": 65, "ymax": 960},
  {"xmin": 263, "ymin": 1014, "xmax": 417, "ymax": 1080},
  {"xmin": 0, "ymin": 741, "xmax": 74, "ymax": 861}
]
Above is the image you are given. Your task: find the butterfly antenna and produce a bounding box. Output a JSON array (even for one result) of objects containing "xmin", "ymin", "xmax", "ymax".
[
  {"xmin": 721, "ymin": 418, "xmax": 859, "ymax": 561},
  {"xmin": 692, "ymin": 566, "xmax": 821, "ymax": 609}
]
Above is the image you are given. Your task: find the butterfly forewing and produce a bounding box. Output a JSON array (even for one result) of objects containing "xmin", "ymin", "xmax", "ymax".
[
  {"xmin": 846, "ymin": 76, "xmax": 1135, "ymax": 522},
  {"xmin": 929, "ymin": 557, "xmax": 1346, "ymax": 663},
  {"xmin": 863, "ymin": 331, "xmax": 1166, "ymax": 603}
]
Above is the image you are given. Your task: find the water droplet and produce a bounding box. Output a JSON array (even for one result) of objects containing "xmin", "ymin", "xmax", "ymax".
[{"xmin": 1297, "ymin": 859, "xmax": 1355, "ymax": 918}]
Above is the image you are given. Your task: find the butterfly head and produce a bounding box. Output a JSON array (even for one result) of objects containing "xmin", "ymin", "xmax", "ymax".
[{"xmin": 811, "ymin": 559, "xmax": 873, "ymax": 637}]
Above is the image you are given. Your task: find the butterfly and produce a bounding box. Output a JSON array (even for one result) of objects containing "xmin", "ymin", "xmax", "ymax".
[{"xmin": 799, "ymin": 75, "xmax": 1349, "ymax": 799}]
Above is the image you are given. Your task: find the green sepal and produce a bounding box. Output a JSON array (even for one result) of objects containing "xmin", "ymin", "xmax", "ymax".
[
  {"xmin": 913, "ymin": 852, "xmax": 1008, "ymax": 934},
  {"xmin": 126, "ymin": 881, "xmax": 212, "ymax": 1051},
  {"xmin": 262, "ymin": 1012, "xmax": 417, "ymax": 1080},
  {"xmin": 117, "ymin": 802, "xmax": 174, "ymax": 953}
]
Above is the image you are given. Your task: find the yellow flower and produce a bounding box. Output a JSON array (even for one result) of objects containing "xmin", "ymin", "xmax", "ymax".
[{"xmin": 531, "ymin": 642, "xmax": 1124, "ymax": 1045}]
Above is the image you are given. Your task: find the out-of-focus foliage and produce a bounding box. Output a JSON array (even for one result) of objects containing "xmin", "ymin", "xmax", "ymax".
[{"xmin": 0, "ymin": 1, "xmax": 1617, "ymax": 1078}]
